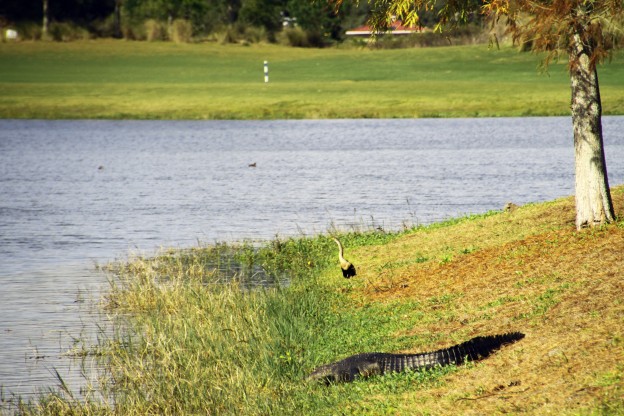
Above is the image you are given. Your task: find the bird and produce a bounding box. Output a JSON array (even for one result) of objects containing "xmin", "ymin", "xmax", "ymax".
[
  {"xmin": 332, "ymin": 237, "xmax": 356, "ymax": 278},
  {"xmin": 248, "ymin": 162, "xmax": 257, "ymax": 167},
  {"xmin": 504, "ymin": 202, "xmax": 519, "ymax": 212}
]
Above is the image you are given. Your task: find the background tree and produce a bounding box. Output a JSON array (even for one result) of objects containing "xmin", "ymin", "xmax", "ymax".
[
  {"xmin": 238, "ymin": 0, "xmax": 287, "ymax": 37},
  {"xmin": 42, "ymin": 0, "xmax": 49, "ymax": 37},
  {"xmin": 123, "ymin": 0, "xmax": 210, "ymax": 33},
  {"xmin": 1, "ymin": 0, "xmax": 116, "ymax": 26},
  {"xmin": 113, "ymin": 0, "xmax": 122, "ymax": 38},
  {"xmin": 286, "ymin": 0, "xmax": 350, "ymax": 42},
  {"xmin": 333, "ymin": 0, "xmax": 623, "ymax": 229}
]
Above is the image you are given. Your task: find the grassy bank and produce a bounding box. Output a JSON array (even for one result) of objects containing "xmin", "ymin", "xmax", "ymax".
[
  {"xmin": 10, "ymin": 186, "xmax": 624, "ymax": 415},
  {"xmin": 1, "ymin": 40, "xmax": 623, "ymax": 119}
]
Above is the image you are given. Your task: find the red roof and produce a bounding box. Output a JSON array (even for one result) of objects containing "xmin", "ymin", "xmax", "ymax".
[{"xmin": 345, "ymin": 20, "xmax": 423, "ymax": 36}]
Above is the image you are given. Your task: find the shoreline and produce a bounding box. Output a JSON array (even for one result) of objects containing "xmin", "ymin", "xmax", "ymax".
[{"xmin": 8, "ymin": 187, "xmax": 624, "ymax": 414}]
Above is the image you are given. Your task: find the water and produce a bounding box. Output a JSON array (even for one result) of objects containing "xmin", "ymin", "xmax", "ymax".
[{"xmin": 1, "ymin": 117, "xmax": 623, "ymax": 400}]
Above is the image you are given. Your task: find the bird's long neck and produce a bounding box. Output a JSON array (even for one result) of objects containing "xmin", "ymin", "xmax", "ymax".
[{"xmin": 333, "ymin": 238, "xmax": 345, "ymax": 261}]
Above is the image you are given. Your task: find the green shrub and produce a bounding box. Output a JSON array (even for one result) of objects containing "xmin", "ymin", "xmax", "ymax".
[
  {"xmin": 277, "ymin": 27, "xmax": 326, "ymax": 48},
  {"xmin": 171, "ymin": 19, "xmax": 193, "ymax": 43},
  {"xmin": 218, "ymin": 24, "xmax": 268, "ymax": 44},
  {"xmin": 219, "ymin": 25, "xmax": 242, "ymax": 44},
  {"xmin": 145, "ymin": 19, "xmax": 167, "ymax": 41},
  {"xmin": 277, "ymin": 28, "xmax": 301, "ymax": 46},
  {"xmin": 9, "ymin": 21, "xmax": 42, "ymax": 40},
  {"xmin": 243, "ymin": 26, "xmax": 268, "ymax": 43},
  {"xmin": 91, "ymin": 15, "xmax": 121, "ymax": 38},
  {"xmin": 121, "ymin": 20, "xmax": 146, "ymax": 40},
  {"xmin": 48, "ymin": 21, "xmax": 91, "ymax": 41},
  {"xmin": 304, "ymin": 30, "xmax": 326, "ymax": 48}
]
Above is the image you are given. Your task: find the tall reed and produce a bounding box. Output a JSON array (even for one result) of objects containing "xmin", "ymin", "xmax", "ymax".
[{"xmin": 98, "ymin": 235, "xmax": 350, "ymax": 414}]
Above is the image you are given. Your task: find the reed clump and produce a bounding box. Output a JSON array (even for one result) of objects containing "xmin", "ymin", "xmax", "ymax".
[{"xmin": 91, "ymin": 236, "xmax": 351, "ymax": 414}]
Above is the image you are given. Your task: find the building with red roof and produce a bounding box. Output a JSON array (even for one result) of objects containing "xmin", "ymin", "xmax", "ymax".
[{"xmin": 345, "ymin": 19, "xmax": 424, "ymax": 37}]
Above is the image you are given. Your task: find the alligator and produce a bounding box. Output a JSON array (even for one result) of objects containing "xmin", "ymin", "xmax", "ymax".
[{"xmin": 307, "ymin": 332, "xmax": 524, "ymax": 384}]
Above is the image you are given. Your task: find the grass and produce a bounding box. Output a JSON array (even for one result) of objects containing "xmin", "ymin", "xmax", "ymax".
[
  {"xmin": 1, "ymin": 39, "xmax": 623, "ymax": 119},
  {"xmin": 6, "ymin": 186, "xmax": 624, "ymax": 415}
]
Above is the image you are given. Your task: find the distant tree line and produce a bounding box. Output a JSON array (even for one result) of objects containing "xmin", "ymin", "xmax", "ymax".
[
  {"xmin": 0, "ymin": 0, "xmax": 486, "ymax": 45},
  {"xmin": 0, "ymin": 0, "xmax": 375, "ymax": 45}
]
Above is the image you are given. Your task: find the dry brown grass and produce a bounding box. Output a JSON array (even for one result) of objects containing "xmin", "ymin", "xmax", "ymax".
[{"xmin": 345, "ymin": 187, "xmax": 624, "ymax": 414}]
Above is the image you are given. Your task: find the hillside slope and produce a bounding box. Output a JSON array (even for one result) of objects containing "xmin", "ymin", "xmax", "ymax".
[{"xmin": 342, "ymin": 186, "xmax": 624, "ymax": 414}]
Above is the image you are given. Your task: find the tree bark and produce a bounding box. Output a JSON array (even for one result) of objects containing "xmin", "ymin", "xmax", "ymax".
[
  {"xmin": 42, "ymin": 0, "xmax": 49, "ymax": 37},
  {"xmin": 113, "ymin": 0, "xmax": 122, "ymax": 39},
  {"xmin": 569, "ymin": 32, "xmax": 615, "ymax": 229}
]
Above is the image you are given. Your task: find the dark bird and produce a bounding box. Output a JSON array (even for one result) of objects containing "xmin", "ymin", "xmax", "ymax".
[
  {"xmin": 332, "ymin": 237, "xmax": 356, "ymax": 278},
  {"xmin": 248, "ymin": 162, "xmax": 257, "ymax": 167}
]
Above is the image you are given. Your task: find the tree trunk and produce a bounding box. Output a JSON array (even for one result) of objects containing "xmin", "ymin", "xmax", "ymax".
[
  {"xmin": 569, "ymin": 32, "xmax": 615, "ymax": 230},
  {"xmin": 42, "ymin": 0, "xmax": 49, "ymax": 37},
  {"xmin": 113, "ymin": 0, "xmax": 122, "ymax": 39}
]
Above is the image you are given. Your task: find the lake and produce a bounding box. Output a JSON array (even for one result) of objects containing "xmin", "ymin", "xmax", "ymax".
[{"xmin": 1, "ymin": 117, "xmax": 623, "ymax": 399}]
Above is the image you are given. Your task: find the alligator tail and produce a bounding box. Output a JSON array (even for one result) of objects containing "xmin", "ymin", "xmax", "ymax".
[{"xmin": 394, "ymin": 332, "xmax": 525, "ymax": 373}]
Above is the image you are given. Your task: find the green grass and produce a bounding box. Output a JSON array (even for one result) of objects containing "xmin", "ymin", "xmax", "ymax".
[
  {"xmin": 9, "ymin": 230, "xmax": 469, "ymax": 415},
  {"xmin": 1, "ymin": 39, "xmax": 623, "ymax": 119}
]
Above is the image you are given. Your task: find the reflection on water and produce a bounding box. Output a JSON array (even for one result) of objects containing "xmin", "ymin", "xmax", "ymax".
[{"xmin": 0, "ymin": 117, "xmax": 623, "ymax": 399}]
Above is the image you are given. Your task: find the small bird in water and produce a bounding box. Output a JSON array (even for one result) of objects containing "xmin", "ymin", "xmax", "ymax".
[
  {"xmin": 248, "ymin": 162, "xmax": 257, "ymax": 167},
  {"xmin": 332, "ymin": 236, "xmax": 356, "ymax": 278}
]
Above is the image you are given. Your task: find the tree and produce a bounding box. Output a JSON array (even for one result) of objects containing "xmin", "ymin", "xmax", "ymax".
[
  {"xmin": 332, "ymin": 0, "xmax": 623, "ymax": 229},
  {"xmin": 42, "ymin": 0, "xmax": 49, "ymax": 36},
  {"xmin": 123, "ymin": 0, "xmax": 210, "ymax": 32},
  {"xmin": 484, "ymin": 0, "xmax": 621, "ymax": 229},
  {"xmin": 1, "ymin": 0, "xmax": 116, "ymax": 25},
  {"xmin": 113, "ymin": 0, "xmax": 122, "ymax": 38},
  {"xmin": 286, "ymin": 0, "xmax": 349, "ymax": 41},
  {"xmin": 238, "ymin": 0, "xmax": 287, "ymax": 35}
]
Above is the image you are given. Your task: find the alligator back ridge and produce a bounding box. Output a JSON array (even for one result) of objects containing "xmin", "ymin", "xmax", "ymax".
[{"xmin": 307, "ymin": 332, "xmax": 525, "ymax": 384}]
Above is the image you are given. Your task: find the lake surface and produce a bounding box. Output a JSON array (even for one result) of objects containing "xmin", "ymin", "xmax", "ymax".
[{"xmin": 1, "ymin": 117, "xmax": 623, "ymax": 400}]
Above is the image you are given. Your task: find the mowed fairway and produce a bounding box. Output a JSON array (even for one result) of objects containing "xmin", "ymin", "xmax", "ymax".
[{"xmin": 0, "ymin": 39, "xmax": 623, "ymax": 119}]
